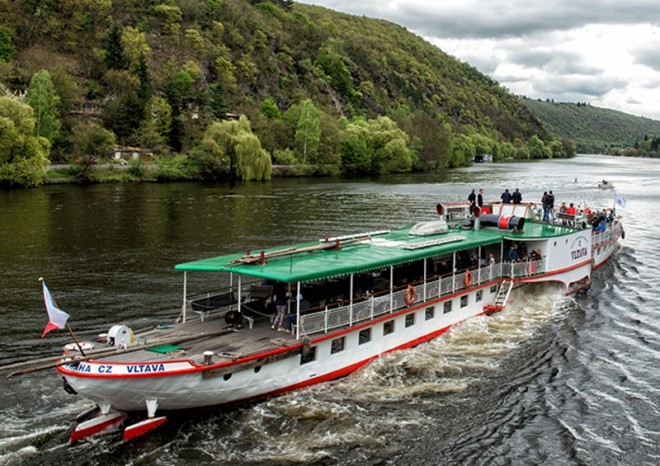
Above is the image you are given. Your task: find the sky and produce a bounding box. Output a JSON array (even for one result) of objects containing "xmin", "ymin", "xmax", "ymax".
[{"xmin": 297, "ymin": 0, "xmax": 660, "ymax": 121}]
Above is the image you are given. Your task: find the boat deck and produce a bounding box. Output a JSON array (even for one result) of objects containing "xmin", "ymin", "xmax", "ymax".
[{"xmin": 99, "ymin": 312, "xmax": 296, "ymax": 365}]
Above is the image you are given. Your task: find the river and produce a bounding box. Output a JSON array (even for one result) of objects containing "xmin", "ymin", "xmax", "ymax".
[{"xmin": 0, "ymin": 155, "xmax": 658, "ymax": 465}]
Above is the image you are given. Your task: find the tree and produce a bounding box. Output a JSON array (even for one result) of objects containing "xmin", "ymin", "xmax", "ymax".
[
  {"xmin": 26, "ymin": 70, "xmax": 61, "ymax": 144},
  {"xmin": 70, "ymin": 121, "xmax": 116, "ymax": 183},
  {"xmin": 340, "ymin": 116, "xmax": 411, "ymax": 175},
  {"xmin": 0, "ymin": 25, "xmax": 15, "ymax": 62},
  {"xmin": 208, "ymin": 81, "xmax": 229, "ymax": 120},
  {"xmin": 0, "ymin": 97, "xmax": 50, "ymax": 187},
  {"xmin": 104, "ymin": 23, "xmax": 127, "ymax": 70},
  {"xmin": 192, "ymin": 116, "xmax": 271, "ymax": 181},
  {"xmin": 294, "ymin": 99, "xmax": 320, "ymax": 165}
]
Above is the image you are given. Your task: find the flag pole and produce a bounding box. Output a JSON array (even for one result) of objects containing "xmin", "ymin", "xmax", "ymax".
[{"xmin": 65, "ymin": 323, "xmax": 87, "ymax": 357}]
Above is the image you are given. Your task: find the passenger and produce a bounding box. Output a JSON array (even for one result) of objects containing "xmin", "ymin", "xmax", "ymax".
[
  {"xmin": 488, "ymin": 253, "xmax": 496, "ymax": 265},
  {"xmin": 559, "ymin": 202, "xmax": 567, "ymax": 214},
  {"xmin": 477, "ymin": 188, "xmax": 484, "ymax": 208},
  {"xmin": 596, "ymin": 220, "xmax": 607, "ymax": 232},
  {"xmin": 468, "ymin": 189, "xmax": 476, "ymax": 207},
  {"xmin": 544, "ymin": 191, "xmax": 555, "ymax": 224},
  {"xmin": 541, "ymin": 192, "xmax": 549, "ymax": 221},
  {"xmin": 566, "ymin": 203, "xmax": 576, "ymax": 215},
  {"xmin": 272, "ymin": 295, "xmax": 287, "ymax": 331},
  {"xmin": 501, "ymin": 189, "xmax": 512, "ymax": 203},
  {"xmin": 512, "ymin": 188, "xmax": 522, "ymax": 204},
  {"xmin": 507, "ymin": 245, "xmax": 519, "ymax": 262}
]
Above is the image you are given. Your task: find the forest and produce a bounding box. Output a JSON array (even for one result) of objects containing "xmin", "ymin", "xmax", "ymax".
[
  {"xmin": 522, "ymin": 98, "xmax": 660, "ymax": 156},
  {"xmin": 0, "ymin": 0, "xmax": 574, "ymax": 187}
]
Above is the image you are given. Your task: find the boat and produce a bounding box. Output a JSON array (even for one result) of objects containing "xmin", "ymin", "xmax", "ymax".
[
  {"xmin": 599, "ymin": 179, "xmax": 614, "ymax": 189},
  {"xmin": 33, "ymin": 200, "xmax": 625, "ymax": 441}
]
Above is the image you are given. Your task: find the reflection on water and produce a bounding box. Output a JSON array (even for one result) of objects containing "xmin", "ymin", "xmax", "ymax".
[{"xmin": 0, "ymin": 155, "xmax": 659, "ymax": 465}]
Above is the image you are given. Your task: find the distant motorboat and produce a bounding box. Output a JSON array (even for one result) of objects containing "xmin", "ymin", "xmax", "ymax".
[{"xmin": 598, "ymin": 179, "xmax": 614, "ymax": 189}]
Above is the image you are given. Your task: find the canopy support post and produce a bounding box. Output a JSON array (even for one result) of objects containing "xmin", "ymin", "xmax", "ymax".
[{"xmin": 182, "ymin": 272, "xmax": 187, "ymax": 323}]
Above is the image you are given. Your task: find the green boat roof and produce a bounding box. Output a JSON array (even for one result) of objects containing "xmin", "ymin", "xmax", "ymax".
[{"xmin": 175, "ymin": 221, "xmax": 576, "ymax": 283}]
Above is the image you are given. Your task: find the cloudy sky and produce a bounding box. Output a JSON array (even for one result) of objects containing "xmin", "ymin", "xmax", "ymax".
[{"xmin": 297, "ymin": 0, "xmax": 660, "ymax": 121}]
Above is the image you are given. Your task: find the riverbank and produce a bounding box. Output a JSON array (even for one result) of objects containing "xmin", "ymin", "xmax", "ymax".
[{"xmin": 44, "ymin": 162, "xmax": 338, "ymax": 185}]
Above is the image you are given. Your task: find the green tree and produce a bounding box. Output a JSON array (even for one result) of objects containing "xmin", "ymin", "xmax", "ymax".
[
  {"xmin": 192, "ymin": 116, "xmax": 271, "ymax": 181},
  {"xmin": 260, "ymin": 96, "xmax": 281, "ymax": 119},
  {"xmin": 26, "ymin": 70, "xmax": 61, "ymax": 144},
  {"xmin": 295, "ymin": 99, "xmax": 320, "ymax": 165},
  {"xmin": 104, "ymin": 23, "xmax": 127, "ymax": 70},
  {"xmin": 0, "ymin": 97, "xmax": 50, "ymax": 187},
  {"xmin": 0, "ymin": 25, "xmax": 15, "ymax": 62},
  {"xmin": 340, "ymin": 116, "xmax": 411, "ymax": 175},
  {"xmin": 70, "ymin": 121, "xmax": 116, "ymax": 183},
  {"xmin": 208, "ymin": 81, "xmax": 229, "ymax": 120}
]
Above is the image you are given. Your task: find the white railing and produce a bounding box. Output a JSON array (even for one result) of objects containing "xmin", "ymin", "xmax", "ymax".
[{"xmin": 297, "ymin": 260, "xmax": 545, "ymax": 336}]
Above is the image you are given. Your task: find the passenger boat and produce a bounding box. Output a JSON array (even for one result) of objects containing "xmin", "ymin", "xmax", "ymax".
[
  {"xmin": 48, "ymin": 201, "xmax": 623, "ymax": 441},
  {"xmin": 599, "ymin": 179, "xmax": 614, "ymax": 189}
]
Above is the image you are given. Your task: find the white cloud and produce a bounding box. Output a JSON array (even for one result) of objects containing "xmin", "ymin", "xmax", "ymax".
[{"xmin": 297, "ymin": 0, "xmax": 660, "ymax": 120}]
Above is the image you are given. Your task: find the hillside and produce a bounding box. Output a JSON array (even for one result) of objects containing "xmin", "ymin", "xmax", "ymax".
[
  {"xmin": 521, "ymin": 98, "xmax": 660, "ymax": 154},
  {"xmin": 0, "ymin": 0, "xmax": 572, "ymax": 187}
]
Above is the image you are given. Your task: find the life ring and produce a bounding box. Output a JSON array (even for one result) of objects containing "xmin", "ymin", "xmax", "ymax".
[
  {"xmin": 464, "ymin": 270, "xmax": 474, "ymax": 288},
  {"xmin": 404, "ymin": 284, "xmax": 416, "ymax": 305}
]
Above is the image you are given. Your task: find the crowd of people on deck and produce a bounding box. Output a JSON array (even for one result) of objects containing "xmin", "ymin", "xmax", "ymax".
[{"xmin": 466, "ymin": 187, "xmax": 616, "ymax": 232}]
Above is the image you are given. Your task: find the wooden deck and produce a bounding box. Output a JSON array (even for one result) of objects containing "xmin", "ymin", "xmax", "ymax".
[{"xmin": 100, "ymin": 311, "xmax": 298, "ymax": 365}]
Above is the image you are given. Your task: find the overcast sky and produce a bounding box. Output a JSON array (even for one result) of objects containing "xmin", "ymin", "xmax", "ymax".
[{"xmin": 297, "ymin": 0, "xmax": 660, "ymax": 121}]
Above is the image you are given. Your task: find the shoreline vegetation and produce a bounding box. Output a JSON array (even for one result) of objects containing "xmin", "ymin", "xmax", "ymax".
[{"xmin": 0, "ymin": 0, "xmax": 577, "ymax": 189}]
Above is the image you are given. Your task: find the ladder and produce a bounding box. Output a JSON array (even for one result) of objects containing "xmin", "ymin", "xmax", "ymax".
[{"xmin": 484, "ymin": 280, "xmax": 513, "ymax": 315}]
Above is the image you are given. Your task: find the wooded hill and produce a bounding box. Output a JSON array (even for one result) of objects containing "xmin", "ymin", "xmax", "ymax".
[
  {"xmin": 0, "ymin": 0, "xmax": 573, "ymax": 187},
  {"xmin": 521, "ymin": 98, "xmax": 660, "ymax": 156}
]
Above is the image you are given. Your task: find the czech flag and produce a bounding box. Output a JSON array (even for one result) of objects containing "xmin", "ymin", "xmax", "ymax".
[{"xmin": 41, "ymin": 279, "xmax": 70, "ymax": 338}]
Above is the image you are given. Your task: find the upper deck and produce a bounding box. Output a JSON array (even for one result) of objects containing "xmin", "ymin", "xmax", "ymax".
[{"xmin": 175, "ymin": 215, "xmax": 579, "ymax": 283}]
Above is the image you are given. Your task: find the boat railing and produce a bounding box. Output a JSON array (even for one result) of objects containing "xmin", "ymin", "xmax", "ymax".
[
  {"xmin": 593, "ymin": 222, "xmax": 623, "ymax": 248},
  {"xmin": 298, "ymin": 262, "xmax": 535, "ymax": 336}
]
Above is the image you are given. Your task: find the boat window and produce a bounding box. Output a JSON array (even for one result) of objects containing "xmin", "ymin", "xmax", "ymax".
[
  {"xmin": 254, "ymin": 366, "xmax": 261, "ymax": 373},
  {"xmin": 331, "ymin": 337, "xmax": 345, "ymax": 354},
  {"xmin": 425, "ymin": 306, "xmax": 434, "ymax": 320},
  {"xmin": 405, "ymin": 313, "xmax": 415, "ymax": 327},
  {"xmin": 490, "ymin": 285, "xmax": 497, "ymax": 293},
  {"xmin": 383, "ymin": 320, "xmax": 395, "ymax": 335},
  {"xmin": 301, "ymin": 346, "xmax": 316, "ymax": 364},
  {"xmin": 476, "ymin": 290, "xmax": 483, "ymax": 302},
  {"xmin": 443, "ymin": 301, "xmax": 452, "ymax": 314},
  {"xmin": 223, "ymin": 373, "xmax": 232, "ymax": 381},
  {"xmin": 460, "ymin": 295, "xmax": 468, "ymax": 307},
  {"xmin": 359, "ymin": 328, "xmax": 371, "ymax": 345}
]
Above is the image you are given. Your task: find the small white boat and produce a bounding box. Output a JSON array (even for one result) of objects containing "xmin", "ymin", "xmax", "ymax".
[{"xmin": 598, "ymin": 180, "xmax": 614, "ymax": 189}]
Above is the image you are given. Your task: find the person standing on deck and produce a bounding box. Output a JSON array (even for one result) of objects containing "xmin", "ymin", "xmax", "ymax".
[
  {"xmin": 545, "ymin": 190, "xmax": 555, "ymax": 224},
  {"xmin": 272, "ymin": 295, "xmax": 287, "ymax": 331},
  {"xmin": 501, "ymin": 189, "xmax": 512, "ymax": 203},
  {"xmin": 512, "ymin": 188, "xmax": 522, "ymax": 204},
  {"xmin": 541, "ymin": 192, "xmax": 549, "ymax": 221},
  {"xmin": 468, "ymin": 189, "xmax": 476, "ymax": 207},
  {"xmin": 477, "ymin": 189, "xmax": 484, "ymax": 208}
]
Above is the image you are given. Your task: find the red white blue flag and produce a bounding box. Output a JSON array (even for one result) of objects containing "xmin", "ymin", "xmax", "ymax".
[{"xmin": 41, "ymin": 279, "xmax": 70, "ymax": 338}]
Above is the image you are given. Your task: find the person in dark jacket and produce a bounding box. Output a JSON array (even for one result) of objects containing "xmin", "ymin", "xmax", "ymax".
[
  {"xmin": 500, "ymin": 189, "xmax": 512, "ymax": 203},
  {"xmin": 467, "ymin": 189, "xmax": 476, "ymax": 206},
  {"xmin": 477, "ymin": 188, "xmax": 484, "ymax": 208},
  {"xmin": 512, "ymin": 188, "xmax": 522, "ymax": 204}
]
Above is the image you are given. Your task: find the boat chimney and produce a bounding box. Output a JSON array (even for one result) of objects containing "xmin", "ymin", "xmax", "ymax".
[{"xmin": 473, "ymin": 205, "xmax": 481, "ymax": 231}]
